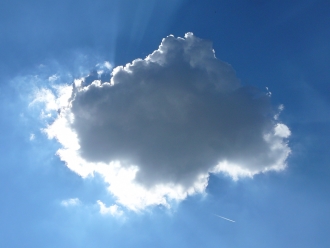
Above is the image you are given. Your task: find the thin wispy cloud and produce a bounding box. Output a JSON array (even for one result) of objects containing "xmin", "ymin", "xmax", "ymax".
[
  {"xmin": 97, "ymin": 200, "xmax": 124, "ymax": 217},
  {"xmin": 61, "ymin": 198, "xmax": 81, "ymax": 207}
]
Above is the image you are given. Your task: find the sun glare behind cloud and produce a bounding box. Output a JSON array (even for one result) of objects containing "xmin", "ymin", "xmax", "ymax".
[{"xmin": 34, "ymin": 33, "xmax": 291, "ymax": 211}]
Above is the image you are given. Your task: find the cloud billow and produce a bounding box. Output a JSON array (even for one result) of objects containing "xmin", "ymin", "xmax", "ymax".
[{"xmin": 42, "ymin": 33, "xmax": 290, "ymax": 210}]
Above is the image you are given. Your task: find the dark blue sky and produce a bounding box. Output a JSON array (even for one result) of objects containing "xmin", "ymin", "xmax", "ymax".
[{"xmin": 1, "ymin": 0, "xmax": 329, "ymax": 247}]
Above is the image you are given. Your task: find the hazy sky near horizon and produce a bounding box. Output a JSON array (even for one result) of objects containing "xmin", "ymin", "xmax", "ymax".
[{"xmin": 1, "ymin": 0, "xmax": 330, "ymax": 247}]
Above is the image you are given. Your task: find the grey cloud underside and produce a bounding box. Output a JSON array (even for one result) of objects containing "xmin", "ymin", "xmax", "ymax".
[{"xmin": 69, "ymin": 34, "xmax": 282, "ymax": 188}]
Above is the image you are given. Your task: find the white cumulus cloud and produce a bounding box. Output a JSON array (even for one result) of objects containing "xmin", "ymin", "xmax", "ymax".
[{"xmin": 37, "ymin": 33, "xmax": 291, "ymax": 211}]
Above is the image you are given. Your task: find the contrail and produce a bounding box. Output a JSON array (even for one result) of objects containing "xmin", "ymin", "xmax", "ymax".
[{"xmin": 213, "ymin": 214, "xmax": 235, "ymax": 223}]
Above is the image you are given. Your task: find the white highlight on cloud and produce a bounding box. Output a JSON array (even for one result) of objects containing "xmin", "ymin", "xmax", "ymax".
[
  {"xmin": 274, "ymin": 123, "xmax": 291, "ymax": 138},
  {"xmin": 211, "ymin": 161, "xmax": 255, "ymax": 181},
  {"xmin": 61, "ymin": 198, "xmax": 81, "ymax": 207},
  {"xmin": 31, "ymin": 88, "xmax": 58, "ymax": 112},
  {"xmin": 97, "ymin": 200, "xmax": 123, "ymax": 217},
  {"xmin": 31, "ymin": 85, "xmax": 72, "ymax": 113},
  {"xmin": 36, "ymin": 33, "xmax": 291, "ymax": 211},
  {"xmin": 29, "ymin": 133, "xmax": 35, "ymax": 141}
]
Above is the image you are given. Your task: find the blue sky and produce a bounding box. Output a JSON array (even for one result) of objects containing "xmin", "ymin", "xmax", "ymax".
[{"xmin": 1, "ymin": 0, "xmax": 330, "ymax": 247}]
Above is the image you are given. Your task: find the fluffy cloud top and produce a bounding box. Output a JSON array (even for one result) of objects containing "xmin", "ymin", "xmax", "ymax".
[{"xmin": 40, "ymin": 33, "xmax": 290, "ymax": 210}]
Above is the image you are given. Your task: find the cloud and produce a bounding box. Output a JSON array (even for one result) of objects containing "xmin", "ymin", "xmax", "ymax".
[
  {"xmin": 38, "ymin": 33, "xmax": 291, "ymax": 211},
  {"xmin": 61, "ymin": 198, "xmax": 81, "ymax": 207},
  {"xmin": 97, "ymin": 201, "xmax": 123, "ymax": 217},
  {"xmin": 274, "ymin": 123, "xmax": 291, "ymax": 138}
]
